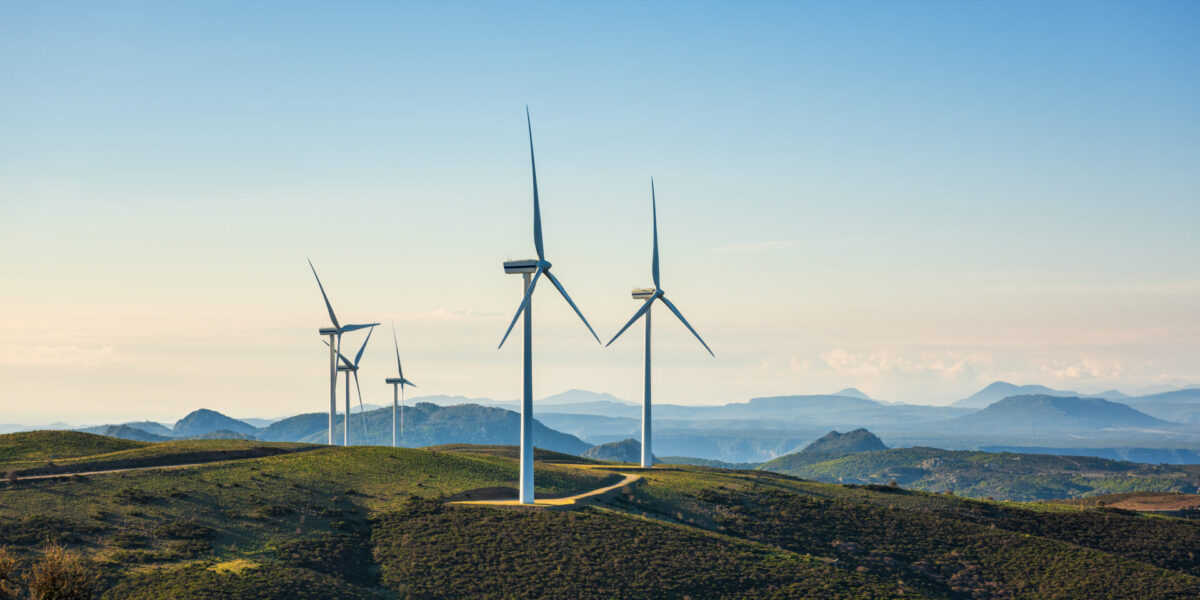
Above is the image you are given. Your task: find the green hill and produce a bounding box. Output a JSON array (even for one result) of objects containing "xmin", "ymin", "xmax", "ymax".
[
  {"xmin": 0, "ymin": 431, "xmax": 147, "ymax": 465},
  {"xmin": 173, "ymin": 409, "xmax": 259, "ymax": 438},
  {"xmin": 581, "ymin": 438, "xmax": 649, "ymax": 463},
  {"xmin": 760, "ymin": 446, "xmax": 1200, "ymax": 501},
  {"xmin": 2, "ymin": 431, "xmax": 1200, "ymax": 599},
  {"xmin": 801, "ymin": 428, "xmax": 888, "ymax": 455}
]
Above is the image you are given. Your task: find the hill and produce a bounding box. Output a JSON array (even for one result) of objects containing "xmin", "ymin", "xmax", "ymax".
[
  {"xmin": 833, "ymin": 387, "xmax": 872, "ymax": 399},
  {"xmin": 952, "ymin": 395, "xmax": 1169, "ymax": 431},
  {"xmin": 539, "ymin": 389, "xmax": 637, "ymax": 406},
  {"xmin": 260, "ymin": 403, "xmax": 590, "ymax": 455},
  {"xmin": 172, "ymin": 409, "xmax": 259, "ymax": 438},
  {"xmin": 801, "ymin": 428, "xmax": 888, "ymax": 455},
  {"xmin": 954, "ymin": 381, "xmax": 1078, "ymax": 408},
  {"xmin": 0, "ymin": 430, "xmax": 148, "ymax": 465},
  {"xmin": 581, "ymin": 439, "xmax": 652, "ymax": 463},
  {"xmin": 2, "ymin": 431, "xmax": 1200, "ymax": 598},
  {"xmin": 90, "ymin": 424, "xmax": 171, "ymax": 442},
  {"xmin": 760, "ymin": 445, "xmax": 1200, "ymax": 501}
]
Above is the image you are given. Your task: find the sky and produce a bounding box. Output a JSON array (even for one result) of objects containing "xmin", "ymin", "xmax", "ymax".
[{"xmin": 1, "ymin": 1, "xmax": 1198, "ymax": 423}]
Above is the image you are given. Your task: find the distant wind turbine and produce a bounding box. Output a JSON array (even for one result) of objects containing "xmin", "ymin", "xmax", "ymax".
[
  {"xmin": 607, "ymin": 179, "xmax": 713, "ymax": 467},
  {"xmin": 309, "ymin": 259, "xmax": 379, "ymax": 445},
  {"xmin": 385, "ymin": 322, "xmax": 416, "ymax": 448},
  {"xmin": 326, "ymin": 325, "xmax": 375, "ymax": 445},
  {"xmin": 499, "ymin": 107, "xmax": 601, "ymax": 504}
]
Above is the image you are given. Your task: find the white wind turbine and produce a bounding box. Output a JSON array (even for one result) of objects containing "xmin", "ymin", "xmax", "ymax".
[
  {"xmin": 607, "ymin": 179, "xmax": 713, "ymax": 467},
  {"xmin": 309, "ymin": 259, "xmax": 379, "ymax": 445},
  {"xmin": 385, "ymin": 323, "xmax": 416, "ymax": 448},
  {"xmin": 499, "ymin": 107, "xmax": 601, "ymax": 504},
  {"xmin": 326, "ymin": 325, "xmax": 376, "ymax": 445}
]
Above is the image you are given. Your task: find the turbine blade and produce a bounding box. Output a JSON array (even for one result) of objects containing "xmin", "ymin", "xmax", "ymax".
[
  {"xmin": 322, "ymin": 340, "xmax": 355, "ymax": 369},
  {"xmin": 651, "ymin": 178, "xmax": 660, "ymax": 289},
  {"xmin": 353, "ymin": 325, "xmax": 375, "ymax": 366},
  {"xmin": 660, "ymin": 295, "xmax": 714, "ymax": 356},
  {"xmin": 498, "ymin": 266, "xmax": 543, "ymax": 349},
  {"xmin": 605, "ymin": 298, "xmax": 654, "ymax": 347},
  {"xmin": 527, "ymin": 106, "xmax": 544, "ymax": 261},
  {"xmin": 391, "ymin": 322, "xmax": 403, "ymax": 378},
  {"xmin": 544, "ymin": 270, "xmax": 600, "ymax": 344},
  {"xmin": 308, "ymin": 259, "xmax": 340, "ymax": 330},
  {"xmin": 353, "ymin": 370, "xmax": 367, "ymax": 441},
  {"xmin": 341, "ymin": 323, "xmax": 378, "ymax": 332},
  {"xmin": 404, "ymin": 380, "xmax": 417, "ymax": 388}
]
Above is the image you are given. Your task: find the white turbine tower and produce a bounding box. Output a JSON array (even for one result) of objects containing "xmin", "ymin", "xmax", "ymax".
[
  {"xmin": 385, "ymin": 323, "xmax": 416, "ymax": 448},
  {"xmin": 327, "ymin": 326, "xmax": 376, "ymax": 445},
  {"xmin": 309, "ymin": 259, "xmax": 379, "ymax": 445},
  {"xmin": 607, "ymin": 179, "xmax": 713, "ymax": 468},
  {"xmin": 499, "ymin": 107, "xmax": 601, "ymax": 504}
]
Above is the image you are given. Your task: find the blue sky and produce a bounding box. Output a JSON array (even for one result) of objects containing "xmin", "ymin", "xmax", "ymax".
[{"xmin": 1, "ymin": 2, "xmax": 1197, "ymax": 422}]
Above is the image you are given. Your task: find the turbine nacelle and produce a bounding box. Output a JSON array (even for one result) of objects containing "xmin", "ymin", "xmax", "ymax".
[
  {"xmin": 631, "ymin": 288, "xmax": 658, "ymax": 300},
  {"xmin": 503, "ymin": 259, "xmax": 549, "ymax": 274}
]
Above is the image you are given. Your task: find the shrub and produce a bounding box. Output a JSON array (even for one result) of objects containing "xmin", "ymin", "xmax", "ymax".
[
  {"xmin": 4, "ymin": 472, "xmax": 16, "ymax": 486},
  {"xmin": 26, "ymin": 543, "xmax": 95, "ymax": 600},
  {"xmin": 0, "ymin": 546, "xmax": 18, "ymax": 600},
  {"xmin": 152, "ymin": 520, "xmax": 214, "ymax": 540}
]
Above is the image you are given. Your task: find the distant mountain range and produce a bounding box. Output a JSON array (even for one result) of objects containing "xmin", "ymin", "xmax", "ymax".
[{"xmin": 12, "ymin": 382, "xmax": 1198, "ymax": 465}]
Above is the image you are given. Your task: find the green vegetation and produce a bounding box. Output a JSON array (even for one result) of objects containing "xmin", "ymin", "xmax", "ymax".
[
  {"xmin": 760, "ymin": 446, "xmax": 1200, "ymax": 501},
  {"xmin": 0, "ymin": 431, "xmax": 147, "ymax": 465},
  {"xmin": 2, "ymin": 431, "xmax": 1199, "ymax": 599}
]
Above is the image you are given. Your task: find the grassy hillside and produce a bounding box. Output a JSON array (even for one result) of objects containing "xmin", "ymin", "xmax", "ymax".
[
  {"xmin": 2, "ymin": 431, "xmax": 1199, "ymax": 599},
  {"xmin": 760, "ymin": 446, "xmax": 1200, "ymax": 501},
  {"xmin": 0, "ymin": 431, "xmax": 148, "ymax": 465}
]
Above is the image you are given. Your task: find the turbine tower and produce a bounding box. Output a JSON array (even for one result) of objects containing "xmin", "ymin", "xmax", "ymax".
[
  {"xmin": 499, "ymin": 107, "xmax": 601, "ymax": 504},
  {"xmin": 385, "ymin": 322, "xmax": 416, "ymax": 448},
  {"xmin": 309, "ymin": 259, "xmax": 379, "ymax": 445},
  {"xmin": 326, "ymin": 325, "xmax": 376, "ymax": 445},
  {"xmin": 607, "ymin": 179, "xmax": 713, "ymax": 467}
]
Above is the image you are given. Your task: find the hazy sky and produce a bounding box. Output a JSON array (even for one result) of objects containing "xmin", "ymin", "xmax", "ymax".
[{"xmin": 2, "ymin": 2, "xmax": 1198, "ymax": 423}]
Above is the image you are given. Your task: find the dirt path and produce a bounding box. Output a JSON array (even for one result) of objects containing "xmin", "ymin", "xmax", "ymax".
[
  {"xmin": 12, "ymin": 461, "xmax": 246, "ymax": 481},
  {"xmin": 448, "ymin": 472, "xmax": 641, "ymax": 508}
]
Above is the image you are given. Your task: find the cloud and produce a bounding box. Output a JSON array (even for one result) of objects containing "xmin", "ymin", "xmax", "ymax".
[
  {"xmin": 1031, "ymin": 357, "xmax": 1123, "ymax": 382},
  {"xmin": 711, "ymin": 240, "xmax": 797, "ymax": 254},
  {"xmin": 818, "ymin": 348, "xmax": 987, "ymax": 379},
  {"xmin": 418, "ymin": 307, "xmax": 501, "ymax": 320}
]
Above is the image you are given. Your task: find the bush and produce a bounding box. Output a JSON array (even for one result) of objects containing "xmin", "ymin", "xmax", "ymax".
[
  {"xmin": 4, "ymin": 472, "xmax": 16, "ymax": 486},
  {"xmin": 152, "ymin": 521, "xmax": 214, "ymax": 541},
  {"xmin": 0, "ymin": 546, "xmax": 18, "ymax": 600},
  {"xmin": 26, "ymin": 543, "xmax": 95, "ymax": 600}
]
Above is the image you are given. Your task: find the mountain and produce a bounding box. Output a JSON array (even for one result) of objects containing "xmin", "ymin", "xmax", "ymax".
[
  {"xmin": 535, "ymin": 413, "xmax": 639, "ymax": 441},
  {"xmin": 952, "ymin": 395, "xmax": 1169, "ymax": 431},
  {"xmin": 262, "ymin": 403, "xmax": 591, "ymax": 455},
  {"xmin": 184, "ymin": 429, "xmax": 258, "ymax": 440},
  {"xmin": 79, "ymin": 421, "xmax": 172, "ymax": 438},
  {"xmin": 759, "ymin": 446, "xmax": 1200, "ymax": 501},
  {"xmin": 801, "ymin": 428, "xmax": 888, "ymax": 455},
  {"xmin": 581, "ymin": 438, "xmax": 651, "ymax": 463},
  {"xmin": 539, "ymin": 389, "xmax": 637, "ymax": 406},
  {"xmin": 954, "ymin": 382, "xmax": 1078, "ymax": 408},
  {"xmin": 833, "ymin": 387, "xmax": 872, "ymax": 400},
  {"xmin": 1119, "ymin": 388, "xmax": 1200, "ymax": 424},
  {"xmin": 90, "ymin": 425, "xmax": 170, "ymax": 442},
  {"xmin": 1094, "ymin": 389, "xmax": 1131, "ymax": 401},
  {"xmin": 172, "ymin": 409, "xmax": 259, "ymax": 438}
]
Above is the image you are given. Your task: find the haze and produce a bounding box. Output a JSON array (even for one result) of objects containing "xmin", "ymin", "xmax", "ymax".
[{"xmin": 1, "ymin": 2, "xmax": 1197, "ymax": 423}]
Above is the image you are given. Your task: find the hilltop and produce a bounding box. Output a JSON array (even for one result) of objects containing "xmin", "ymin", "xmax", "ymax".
[
  {"xmin": 953, "ymin": 382, "xmax": 1079, "ymax": 408},
  {"xmin": 1, "ymin": 431, "xmax": 1199, "ymax": 598},
  {"xmin": 760, "ymin": 445, "xmax": 1200, "ymax": 501},
  {"xmin": 172, "ymin": 409, "xmax": 259, "ymax": 438},
  {"xmin": 801, "ymin": 428, "xmax": 889, "ymax": 455},
  {"xmin": 581, "ymin": 439, "xmax": 651, "ymax": 464},
  {"xmin": 952, "ymin": 395, "xmax": 1169, "ymax": 431}
]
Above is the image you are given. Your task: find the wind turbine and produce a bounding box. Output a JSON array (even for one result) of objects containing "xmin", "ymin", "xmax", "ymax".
[
  {"xmin": 326, "ymin": 325, "xmax": 375, "ymax": 445},
  {"xmin": 309, "ymin": 259, "xmax": 379, "ymax": 445},
  {"xmin": 607, "ymin": 179, "xmax": 713, "ymax": 468},
  {"xmin": 385, "ymin": 323, "xmax": 416, "ymax": 448},
  {"xmin": 499, "ymin": 107, "xmax": 601, "ymax": 504}
]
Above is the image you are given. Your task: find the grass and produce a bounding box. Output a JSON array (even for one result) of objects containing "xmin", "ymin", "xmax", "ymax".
[
  {"xmin": 0, "ymin": 431, "xmax": 147, "ymax": 465},
  {"xmin": 3, "ymin": 431, "xmax": 1200, "ymax": 599}
]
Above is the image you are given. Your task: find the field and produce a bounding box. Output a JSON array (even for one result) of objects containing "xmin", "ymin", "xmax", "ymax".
[{"xmin": 1, "ymin": 432, "xmax": 1199, "ymax": 598}]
